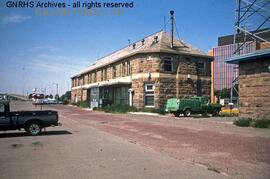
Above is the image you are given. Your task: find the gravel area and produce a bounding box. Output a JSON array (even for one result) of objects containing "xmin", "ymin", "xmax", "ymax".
[
  {"xmin": 0, "ymin": 100, "xmax": 228, "ymax": 179},
  {"xmin": 2, "ymin": 100, "xmax": 270, "ymax": 179}
]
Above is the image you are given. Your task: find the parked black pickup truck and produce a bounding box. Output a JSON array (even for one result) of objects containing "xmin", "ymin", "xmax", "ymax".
[{"xmin": 0, "ymin": 100, "xmax": 60, "ymax": 135}]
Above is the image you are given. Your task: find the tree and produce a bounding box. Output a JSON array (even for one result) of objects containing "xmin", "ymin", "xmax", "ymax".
[
  {"xmin": 215, "ymin": 88, "xmax": 231, "ymax": 101},
  {"xmin": 60, "ymin": 91, "xmax": 71, "ymax": 104},
  {"xmin": 55, "ymin": 94, "xmax": 59, "ymax": 100}
]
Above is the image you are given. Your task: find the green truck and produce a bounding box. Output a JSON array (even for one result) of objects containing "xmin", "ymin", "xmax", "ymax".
[{"xmin": 165, "ymin": 96, "xmax": 222, "ymax": 117}]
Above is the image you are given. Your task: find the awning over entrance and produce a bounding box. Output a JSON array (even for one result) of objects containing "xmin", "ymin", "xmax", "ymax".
[{"xmin": 80, "ymin": 76, "xmax": 132, "ymax": 90}]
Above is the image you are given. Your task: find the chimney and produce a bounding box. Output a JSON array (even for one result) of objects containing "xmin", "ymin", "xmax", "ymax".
[
  {"xmin": 154, "ymin": 36, "xmax": 158, "ymax": 43},
  {"xmin": 170, "ymin": 10, "xmax": 174, "ymax": 48},
  {"xmin": 141, "ymin": 39, "xmax": 145, "ymax": 45}
]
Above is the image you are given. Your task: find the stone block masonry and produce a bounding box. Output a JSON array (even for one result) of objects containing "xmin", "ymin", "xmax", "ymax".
[{"xmin": 239, "ymin": 59, "xmax": 270, "ymax": 119}]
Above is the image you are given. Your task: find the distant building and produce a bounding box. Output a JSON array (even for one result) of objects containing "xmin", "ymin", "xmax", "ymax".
[
  {"xmin": 71, "ymin": 31, "xmax": 212, "ymax": 109},
  {"xmin": 227, "ymin": 48, "xmax": 270, "ymax": 119},
  {"xmin": 213, "ymin": 28, "xmax": 270, "ymax": 92},
  {"xmin": 213, "ymin": 39, "xmax": 256, "ymax": 91}
]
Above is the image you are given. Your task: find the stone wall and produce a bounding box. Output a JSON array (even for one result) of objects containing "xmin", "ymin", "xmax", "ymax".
[{"xmin": 239, "ymin": 58, "xmax": 270, "ymax": 119}]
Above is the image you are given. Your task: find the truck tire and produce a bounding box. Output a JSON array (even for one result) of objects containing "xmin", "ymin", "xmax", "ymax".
[
  {"xmin": 212, "ymin": 109, "xmax": 220, "ymax": 116},
  {"xmin": 173, "ymin": 111, "xmax": 180, "ymax": 117},
  {"xmin": 26, "ymin": 122, "xmax": 42, "ymax": 136},
  {"xmin": 184, "ymin": 109, "xmax": 191, "ymax": 117}
]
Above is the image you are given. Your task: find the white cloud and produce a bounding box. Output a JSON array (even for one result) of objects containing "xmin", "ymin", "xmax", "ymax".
[{"xmin": 1, "ymin": 14, "xmax": 30, "ymax": 24}]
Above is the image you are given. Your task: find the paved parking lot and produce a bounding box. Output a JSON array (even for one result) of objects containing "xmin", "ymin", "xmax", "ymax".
[{"xmin": 1, "ymin": 100, "xmax": 270, "ymax": 179}]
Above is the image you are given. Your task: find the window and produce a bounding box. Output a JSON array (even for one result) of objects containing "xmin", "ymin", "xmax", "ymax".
[
  {"xmin": 104, "ymin": 68, "xmax": 107, "ymax": 80},
  {"xmin": 88, "ymin": 74, "xmax": 92, "ymax": 84},
  {"xmin": 89, "ymin": 73, "xmax": 93, "ymax": 84},
  {"xmin": 101, "ymin": 69, "xmax": 104, "ymax": 81},
  {"xmin": 127, "ymin": 61, "xmax": 131, "ymax": 75},
  {"xmin": 144, "ymin": 84, "xmax": 155, "ymax": 107},
  {"xmin": 122, "ymin": 62, "xmax": 126, "ymax": 77},
  {"xmin": 80, "ymin": 77, "xmax": 84, "ymax": 86},
  {"xmin": 197, "ymin": 62, "xmax": 205, "ymax": 75},
  {"xmin": 84, "ymin": 75, "xmax": 87, "ymax": 85},
  {"xmin": 163, "ymin": 57, "xmax": 173, "ymax": 72},
  {"xmin": 112, "ymin": 65, "xmax": 116, "ymax": 78},
  {"xmin": 145, "ymin": 84, "xmax": 155, "ymax": 91},
  {"xmin": 93, "ymin": 72, "xmax": 97, "ymax": 82},
  {"xmin": 0, "ymin": 104, "xmax": 4, "ymax": 113}
]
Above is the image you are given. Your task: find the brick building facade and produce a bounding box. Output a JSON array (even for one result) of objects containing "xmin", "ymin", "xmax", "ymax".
[
  {"xmin": 227, "ymin": 49, "xmax": 270, "ymax": 119},
  {"xmin": 71, "ymin": 31, "xmax": 212, "ymax": 109}
]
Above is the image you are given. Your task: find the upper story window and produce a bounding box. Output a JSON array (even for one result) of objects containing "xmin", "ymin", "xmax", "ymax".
[
  {"xmin": 72, "ymin": 79, "xmax": 74, "ymax": 87},
  {"xmin": 112, "ymin": 65, "xmax": 116, "ymax": 78},
  {"xmin": 101, "ymin": 69, "xmax": 104, "ymax": 81},
  {"xmin": 127, "ymin": 61, "xmax": 131, "ymax": 75},
  {"xmin": 197, "ymin": 62, "xmax": 206, "ymax": 75},
  {"xmin": 84, "ymin": 75, "xmax": 88, "ymax": 85},
  {"xmin": 104, "ymin": 68, "xmax": 107, "ymax": 80},
  {"xmin": 93, "ymin": 72, "xmax": 97, "ymax": 82},
  {"xmin": 88, "ymin": 74, "xmax": 92, "ymax": 84},
  {"xmin": 79, "ymin": 77, "xmax": 84, "ymax": 86},
  {"xmin": 163, "ymin": 57, "xmax": 173, "ymax": 72},
  {"xmin": 122, "ymin": 62, "xmax": 126, "ymax": 77}
]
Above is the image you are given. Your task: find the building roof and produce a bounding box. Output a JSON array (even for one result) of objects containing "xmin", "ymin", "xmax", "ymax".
[
  {"xmin": 71, "ymin": 30, "xmax": 210, "ymax": 78},
  {"xmin": 226, "ymin": 48, "xmax": 270, "ymax": 64}
]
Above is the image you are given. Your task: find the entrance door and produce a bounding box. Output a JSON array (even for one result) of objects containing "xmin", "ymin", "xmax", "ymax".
[{"xmin": 90, "ymin": 87, "xmax": 99, "ymax": 109}]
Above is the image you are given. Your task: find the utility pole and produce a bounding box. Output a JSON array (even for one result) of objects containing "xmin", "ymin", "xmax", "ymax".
[{"xmin": 22, "ymin": 66, "xmax": 25, "ymax": 96}]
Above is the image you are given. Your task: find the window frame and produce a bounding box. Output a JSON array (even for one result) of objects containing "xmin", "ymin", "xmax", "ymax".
[
  {"xmin": 163, "ymin": 57, "xmax": 173, "ymax": 72},
  {"xmin": 144, "ymin": 83, "xmax": 155, "ymax": 108},
  {"xmin": 121, "ymin": 62, "xmax": 126, "ymax": 77},
  {"xmin": 197, "ymin": 62, "xmax": 206, "ymax": 75},
  {"xmin": 112, "ymin": 65, "xmax": 116, "ymax": 79}
]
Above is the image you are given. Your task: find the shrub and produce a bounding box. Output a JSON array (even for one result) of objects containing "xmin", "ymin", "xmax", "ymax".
[
  {"xmin": 102, "ymin": 104, "xmax": 137, "ymax": 113},
  {"xmin": 252, "ymin": 118, "xmax": 270, "ymax": 128},
  {"xmin": 233, "ymin": 118, "xmax": 252, "ymax": 127},
  {"xmin": 138, "ymin": 107, "xmax": 166, "ymax": 115},
  {"xmin": 77, "ymin": 101, "xmax": 90, "ymax": 108},
  {"xmin": 62, "ymin": 100, "xmax": 69, "ymax": 105},
  {"xmin": 71, "ymin": 102, "xmax": 77, "ymax": 106}
]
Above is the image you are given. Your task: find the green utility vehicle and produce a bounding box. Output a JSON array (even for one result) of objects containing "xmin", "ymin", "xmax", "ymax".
[{"xmin": 165, "ymin": 96, "xmax": 222, "ymax": 117}]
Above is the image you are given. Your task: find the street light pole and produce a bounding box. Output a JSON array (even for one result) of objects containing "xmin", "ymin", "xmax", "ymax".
[{"xmin": 52, "ymin": 82, "xmax": 59, "ymax": 99}]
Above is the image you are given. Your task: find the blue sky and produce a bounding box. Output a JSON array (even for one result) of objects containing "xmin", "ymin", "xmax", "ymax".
[{"xmin": 0, "ymin": 0, "xmax": 236, "ymax": 95}]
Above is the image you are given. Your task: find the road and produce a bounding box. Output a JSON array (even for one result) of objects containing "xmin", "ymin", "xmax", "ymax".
[{"xmin": 1, "ymin": 101, "xmax": 270, "ymax": 179}]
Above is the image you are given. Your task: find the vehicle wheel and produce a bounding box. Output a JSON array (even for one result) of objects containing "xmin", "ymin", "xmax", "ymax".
[
  {"xmin": 212, "ymin": 109, "xmax": 220, "ymax": 116},
  {"xmin": 26, "ymin": 122, "xmax": 42, "ymax": 136},
  {"xmin": 173, "ymin": 111, "xmax": 180, "ymax": 117},
  {"xmin": 184, "ymin": 109, "xmax": 191, "ymax": 117}
]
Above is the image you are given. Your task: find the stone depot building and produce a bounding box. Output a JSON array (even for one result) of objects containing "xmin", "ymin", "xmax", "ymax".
[{"xmin": 71, "ymin": 31, "xmax": 212, "ymax": 109}]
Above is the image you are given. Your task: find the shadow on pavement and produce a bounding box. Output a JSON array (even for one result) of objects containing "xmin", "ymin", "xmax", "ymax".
[{"xmin": 0, "ymin": 130, "xmax": 72, "ymax": 138}]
